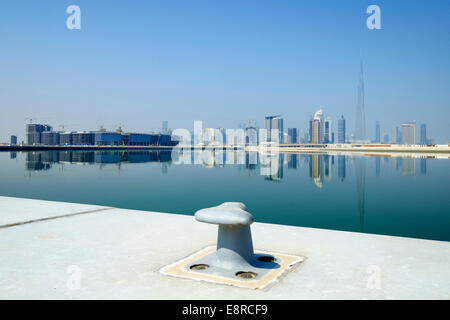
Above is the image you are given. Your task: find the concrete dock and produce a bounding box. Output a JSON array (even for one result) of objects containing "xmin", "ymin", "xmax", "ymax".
[{"xmin": 0, "ymin": 196, "xmax": 449, "ymax": 299}]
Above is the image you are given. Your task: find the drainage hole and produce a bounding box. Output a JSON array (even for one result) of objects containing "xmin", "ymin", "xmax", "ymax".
[
  {"xmin": 257, "ymin": 256, "xmax": 276, "ymax": 263},
  {"xmin": 235, "ymin": 271, "xmax": 258, "ymax": 279},
  {"xmin": 190, "ymin": 264, "xmax": 209, "ymax": 270}
]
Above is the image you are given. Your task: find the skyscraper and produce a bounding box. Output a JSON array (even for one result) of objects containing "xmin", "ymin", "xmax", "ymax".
[
  {"xmin": 338, "ymin": 115, "xmax": 346, "ymax": 143},
  {"xmin": 10, "ymin": 135, "xmax": 17, "ymax": 146},
  {"xmin": 392, "ymin": 126, "xmax": 402, "ymax": 144},
  {"xmin": 287, "ymin": 128, "xmax": 298, "ymax": 144},
  {"xmin": 308, "ymin": 117, "xmax": 313, "ymax": 143},
  {"xmin": 312, "ymin": 109, "xmax": 324, "ymax": 144},
  {"xmin": 401, "ymin": 123, "xmax": 416, "ymax": 145},
  {"xmin": 245, "ymin": 126, "xmax": 258, "ymax": 145},
  {"xmin": 324, "ymin": 117, "xmax": 332, "ymax": 144},
  {"xmin": 355, "ymin": 58, "xmax": 366, "ymax": 141},
  {"xmin": 420, "ymin": 124, "xmax": 427, "ymax": 145},
  {"xmin": 265, "ymin": 115, "xmax": 283, "ymax": 144},
  {"xmin": 375, "ymin": 121, "xmax": 380, "ymax": 142}
]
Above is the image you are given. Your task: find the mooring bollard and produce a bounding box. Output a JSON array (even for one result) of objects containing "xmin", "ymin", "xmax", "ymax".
[
  {"xmin": 160, "ymin": 201, "xmax": 303, "ymax": 288},
  {"xmin": 194, "ymin": 202, "xmax": 258, "ymax": 270}
]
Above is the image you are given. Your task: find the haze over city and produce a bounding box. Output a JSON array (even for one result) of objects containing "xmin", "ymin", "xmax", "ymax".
[{"xmin": 1, "ymin": 0, "xmax": 449, "ymax": 143}]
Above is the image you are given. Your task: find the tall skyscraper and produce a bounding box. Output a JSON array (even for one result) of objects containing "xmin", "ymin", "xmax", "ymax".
[
  {"xmin": 392, "ymin": 126, "xmax": 402, "ymax": 144},
  {"xmin": 420, "ymin": 123, "xmax": 427, "ymax": 145},
  {"xmin": 287, "ymin": 128, "xmax": 298, "ymax": 144},
  {"xmin": 337, "ymin": 115, "xmax": 346, "ymax": 143},
  {"xmin": 308, "ymin": 117, "xmax": 313, "ymax": 143},
  {"xmin": 324, "ymin": 117, "xmax": 332, "ymax": 144},
  {"xmin": 312, "ymin": 109, "xmax": 324, "ymax": 144},
  {"xmin": 401, "ymin": 123, "xmax": 416, "ymax": 145},
  {"xmin": 265, "ymin": 115, "xmax": 283, "ymax": 144},
  {"xmin": 355, "ymin": 58, "xmax": 366, "ymax": 141},
  {"xmin": 375, "ymin": 121, "xmax": 380, "ymax": 142}
]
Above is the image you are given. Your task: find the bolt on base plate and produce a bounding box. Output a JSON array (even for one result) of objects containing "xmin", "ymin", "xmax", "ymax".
[{"xmin": 160, "ymin": 245, "xmax": 305, "ymax": 290}]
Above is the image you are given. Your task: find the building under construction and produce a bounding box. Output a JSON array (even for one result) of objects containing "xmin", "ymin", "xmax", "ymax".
[{"xmin": 25, "ymin": 124, "xmax": 177, "ymax": 147}]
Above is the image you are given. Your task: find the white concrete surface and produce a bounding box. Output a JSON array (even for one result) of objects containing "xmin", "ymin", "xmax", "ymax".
[
  {"xmin": 0, "ymin": 196, "xmax": 110, "ymax": 228},
  {"xmin": 0, "ymin": 196, "xmax": 449, "ymax": 299}
]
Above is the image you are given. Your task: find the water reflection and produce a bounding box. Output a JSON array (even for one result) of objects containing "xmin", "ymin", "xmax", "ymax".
[
  {"xmin": 23, "ymin": 150, "xmax": 429, "ymax": 182},
  {"xmin": 3, "ymin": 150, "xmax": 447, "ymax": 242},
  {"xmin": 25, "ymin": 150, "xmax": 172, "ymax": 172},
  {"xmin": 355, "ymin": 157, "xmax": 366, "ymax": 232}
]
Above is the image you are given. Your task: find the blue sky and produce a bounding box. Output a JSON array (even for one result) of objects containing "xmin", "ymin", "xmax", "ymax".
[{"xmin": 1, "ymin": 0, "xmax": 449, "ymax": 143}]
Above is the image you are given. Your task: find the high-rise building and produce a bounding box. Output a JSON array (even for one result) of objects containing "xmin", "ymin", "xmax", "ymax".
[
  {"xmin": 59, "ymin": 132, "xmax": 73, "ymax": 145},
  {"xmin": 401, "ymin": 123, "xmax": 416, "ymax": 145},
  {"xmin": 41, "ymin": 131, "xmax": 60, "ymax": 145},
  {"xmin": 287, "ymin": 128, "xmax": 298, "ymax": 144},
  {"xmin": 72, "ymin": 131, "xmax": 95, "ymax": 145},
  {"xmin": 245, "ymin": 126, "xmax": 258, "ymax": 145},
  {"xmin": 308, "ymin": 117, "xmax": 313, "ymax": 143},
  {"xmin": 383, "ymin": 134, "xmax": 389, "ymax": 144},
  {"xmin": 392, "ymin": 126, "xmax": 402, "ymax": 144},
  {"xmin": 265, "ymin": 115, "xmax": 283, "ymax": 144},
  {"xmin": 312, "ymin": 109, "xmax": 324, "ymax": 144},
  {"xmin": 375, "ymin": 121, "xmax": 380, "ymax": 142},
  {"xmin": 324, "ymin": 118, "xmax": 332, "ymax": 144},
  {"xmin": 10, "ymin": 135, "xmax": 17, "ymax": 146},
  {"xmin": 337, "ymin": 115, "xmax": 346, "ymax": 143},
  {"xmin": 355, "ymin": 58, "xmax": 366, "ymax": 141},
  {"xmin": 26, "ymin": 124, "xmax": 52, "ymax": 145},
  {"xmin": 162, "ymin": 120, "xmax": 169, "ymax": 134},
  {"xmin": 420, "ymin": 124, "xmax": 427, "ymax": 145}
]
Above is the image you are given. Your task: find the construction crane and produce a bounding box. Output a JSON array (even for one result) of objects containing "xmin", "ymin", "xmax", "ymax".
[
  {"xmin": 116, "ymin": 123, "xmax": 124, "ymax": 133},
  {"xmin": 59, "ymin": 123, "xmax": 79, "ymax": 132},
  {"xmin": 25, "ymin": 117, "xmax": 35, "ymax": 124},
  {"xmin": 25, "ymin": 116, "xmax": 50, "ymax": 125}
]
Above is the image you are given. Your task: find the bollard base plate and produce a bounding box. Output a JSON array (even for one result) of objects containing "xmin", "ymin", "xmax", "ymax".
[{"xmin": 159, "ymin": 245, "xmax": 305, "ymax": 290}]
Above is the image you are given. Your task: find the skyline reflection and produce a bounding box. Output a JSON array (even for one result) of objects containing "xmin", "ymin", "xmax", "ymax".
[{"xmin": 21, "ymin": 150, "xmax": 430, "ymax": 185}]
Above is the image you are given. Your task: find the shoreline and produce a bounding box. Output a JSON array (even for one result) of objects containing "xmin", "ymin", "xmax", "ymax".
[{"xmin": 2, "ymin": 144, "xmax": 449, "ymax": 155}]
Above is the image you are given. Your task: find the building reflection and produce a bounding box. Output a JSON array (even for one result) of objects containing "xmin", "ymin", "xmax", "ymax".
[
  {"xmin": 375, "ymin": 157, "xmax": 381, "ymax": 176},
  {"xmin": 420, "ymin": 158, "xmax": 427, "ymax": 175},
  {"xmin": 338, "ymin": 155, "xmax": 346, "ymax": 181},
  {"xmin": 306, "ymin": 154, "xmax": 322, "ymax": 188},
  {"xmin": 355, "ymin": 157, "xmax": 366, "ymax": 232},
  {"xmin": 261, "ymin": 152, "xmax": 283, "ymax": 182},
  {"xmin": 287, "ymin": 154, "xmax": 298, "ymax": 169},
  {"xmin": 22, "ymin": 150, "xmax": 428, "ymax": 184},
  {"xmin": 25, "ymin": 150, "xmax": 172, "ymax": 173},
  {"xmin": 402, "ymin": 157, "xmax": 416, "ymax": 175}
]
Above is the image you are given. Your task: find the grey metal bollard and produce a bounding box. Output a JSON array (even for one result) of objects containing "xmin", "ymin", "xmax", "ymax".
[{"xmin": 194, "ymin": 202, "xmax": 257, "ymax": 270}]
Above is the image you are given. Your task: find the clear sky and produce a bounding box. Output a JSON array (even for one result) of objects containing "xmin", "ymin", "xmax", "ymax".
[{"xmin": 1, "ymin": 0, "xmax": 449, "ymax": 143}]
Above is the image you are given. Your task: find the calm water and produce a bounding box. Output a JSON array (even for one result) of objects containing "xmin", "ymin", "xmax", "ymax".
[{"xmin": 1, "ymin": 150, "xmax": 449, "ymax": 241}]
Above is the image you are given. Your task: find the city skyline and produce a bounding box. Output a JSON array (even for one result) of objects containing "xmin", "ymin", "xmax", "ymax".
[
  {"xmin": 10, "ymin": 113, "xmax": 436, "ymax": 146},
  {"xmin": 1, "ymin": 1, "xmax": 449, "ymax": 143}
]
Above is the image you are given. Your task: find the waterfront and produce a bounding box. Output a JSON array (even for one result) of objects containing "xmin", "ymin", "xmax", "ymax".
[{"xmin": 0, "ymin": 150, "xmax": 449, "ymax": 241}]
